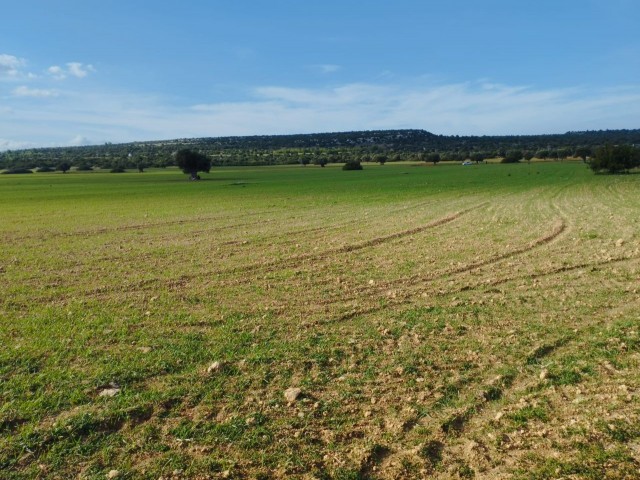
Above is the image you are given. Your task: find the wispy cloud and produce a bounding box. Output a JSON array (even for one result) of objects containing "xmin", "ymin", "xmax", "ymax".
[
  {"xmin": 69, "ymin": 135, "xmax": 92, "ymax": 146},
  {"xmin": 48, "ymin": 62, "xmax": 95, "ymax": 80},
  {"xmin": 309, "ymin": 64, "xmax": 341, "ymax": 74},
  {"xmin": 12, "ymin": 85, "xmax": 59, "ymax": 98},
  {"xmin": 2, "ymin": 79, "xmax": 640, "ymax": 150},
  {"xmin": 195, "ymin": 81, "xmax": 640, "ymax": 136},
  {"xmin": 0, "ymin": 53, "xmax": 33, "ymax": 79}
]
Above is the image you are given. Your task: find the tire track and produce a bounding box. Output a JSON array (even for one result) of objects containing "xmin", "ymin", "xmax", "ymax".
[
  {"xmin": 221, "ymin": 204, "xmax": 485, "ymax": 277},
  {"xmin": 311, "ymin": 217, "xmax": 568, "ymax": 320},
  {"xmin": 4, "ymin": 206, "xmax": 481, "ymax": 307},
  {"xmin": 1, "ymin": 208, "xmax": 286, "ymax": 242}
]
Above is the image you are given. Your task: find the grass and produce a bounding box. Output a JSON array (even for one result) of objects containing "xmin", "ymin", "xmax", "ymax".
[{"xmin": 1, "ymin": 161, "xmax": 639, "ymax": 479}]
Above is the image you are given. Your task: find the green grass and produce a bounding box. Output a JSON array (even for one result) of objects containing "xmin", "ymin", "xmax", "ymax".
[{"xmin": 1, "ymin": 161, "xmax": 639, "ymax": 479}]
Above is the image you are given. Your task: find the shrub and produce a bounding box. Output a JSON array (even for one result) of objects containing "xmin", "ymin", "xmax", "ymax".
[
  {"xmin": 502, "ymin": 150, "xmax": 523, "ymax": 163},
  {"xmin": 426, "ymin": 152, "xmax": 441, "ymax": 165},
  {"xmin": 342, "ymin": 160, "xmax": 363, "ymax": 171},
  {"xmin": 110, "ymin": 167, "xmax": 126, "ymax": 173},
  {"xmin": 2, "ymin": 168, "xmax": 33, "ymax": 174},
  {"xmin": 590, "ymin": 144, "xmax": 640, "ymax": 174},
  {"xmin": 35, "ymin": 166, "xmax": 55, "ymax": 172},
  {"xmin": 76, "ymin": 164, "xmax": 93, "ymax": 171}
]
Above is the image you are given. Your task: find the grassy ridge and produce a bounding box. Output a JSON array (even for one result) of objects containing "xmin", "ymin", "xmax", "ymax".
[{"xmin": 1, "ymin": 162, "xmax": 639, "ymax": 479}]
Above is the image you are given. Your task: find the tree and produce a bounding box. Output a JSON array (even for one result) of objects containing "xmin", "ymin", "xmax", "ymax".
[
  {"xmin": 374, "ymin": 154, "xmax": 387, "ymax": 165},
  {"xmin": 470, "ymin": 152, "xmax": 485, "ymax": 164},
  {"xmin": 57, "ymin": 162, "xmax": 71, "ymax": 173},
  {"xmin": 175, "ymin": 149, "xmax": 211, "ymax": 180},
  {"xmin": 502, "ymin": 150, "xmax": 523, "ymax": 163},
  {"xmin": 426, "ymin": 152, "xmax": 440, "ymax": 165},
  {"xmin": 575, "ymin": 146, "xmax": 591, "ymax": 163},
  {"xmin": 342, "ymin": 159, "xmax": 363, "ymax": 170},
  {"xmin": 590, "ymin": 144, "xmax": 640, "ymax": 174},
  {"xmin": 557, "ymin": 147, "xmax": 573, "ymax": 160}
]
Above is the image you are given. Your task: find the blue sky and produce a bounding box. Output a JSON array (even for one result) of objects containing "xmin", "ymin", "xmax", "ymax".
[{"xmin": 1, "ymin": 0, "xmax": 639, "ymax": 150}]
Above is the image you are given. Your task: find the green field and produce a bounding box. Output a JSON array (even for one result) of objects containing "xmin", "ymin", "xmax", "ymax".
[{"xmin": 1, "ymin": 162, "xmax": 639, "ymax": 479}]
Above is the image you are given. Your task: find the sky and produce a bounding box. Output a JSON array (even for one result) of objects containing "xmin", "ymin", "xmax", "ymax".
[{"xmin": 1, "ymin": 0, "xmax": 639, "ymax": 150}]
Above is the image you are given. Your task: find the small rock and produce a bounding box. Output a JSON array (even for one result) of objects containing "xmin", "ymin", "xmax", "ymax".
[
  {"xmin": 137, "ymin": 346, "xmax": 152, "ymax": 354},
  {"xmin": 284, "ymin": 387, "xmax": 302, "ymax": 403},
  {"xmin": 615, "ymin": 238, "xmax": 625, "ymax": 247},
  {"xmin": 207, "ymin": 361, "xmax": 222, "ymax": 374},
  {"xmin": 99, "ymin": 387, "xmax": 121, "ymax": 398},
  {"xmin": 106, "ymin": 470, "xmax": 120, "ymax": 479},
  {"xmin": 539, "ymin": 369, "xmax": 548, "ymax": 380}
]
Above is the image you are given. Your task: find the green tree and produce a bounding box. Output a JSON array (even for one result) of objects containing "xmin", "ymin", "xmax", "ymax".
[
  {"xmin": 374, "ymin": 154, "xmax": 387, "ymax": 165},
  {"xmin": 57, "ymin": 162, "xmax": 71, "ymax": 173},
  {"xmin": 557, "ymin": 147, "xmax": 573, "ymax": 160},
  {"xmin": 342, "ymin": 159, "xmax": 363, "ymax": 170},
  {"xmin": 470, "ymin": 152, "xmax": 485, "ymax": 164},
  {"xmin": 175, "ymin": 149, "xmax": 211, "ymax": 180},
  {"xmin": 590, "ymin": 144, "xmax": 639, "ymax": 174},
  {"xmin": 575, "ymin": 146, "xmax": 592, "ymax": 163},
  {"xmin": 426, "ymin": 152, "xmax": 440, "ymax": 165},
  {"xmin": 502, "ymin": 150, "xmax": 523, "ymax": 163}
]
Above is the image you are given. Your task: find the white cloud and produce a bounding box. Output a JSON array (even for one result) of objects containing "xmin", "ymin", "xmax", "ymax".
[
  {"xmin": 48, "ymin": 62, "xmax": 95, "ymax": 79},
  {"xmin": 69, "ymin": 135, "xmax": 92, "ymax": 146},
  {"xmin": 310, "ymin": 64, "xmax": 341, "ymax": 74},
  {"xmin": 0, "ymin": 137, "xmax": 32, "ymax": 150},
  {"xmin": 67, "ymin": 62, "xmax": 95, "ymax": 78},
  {"xmin": 0, "ymin": 54, "xmax": 27, "ymax": 78},
  {"xmin": 12, "ymin": 85, "xmax": 59, "ymax": 98},
  {"xmin": 47, "ymin": 65, "xmax": 66, "ymax": 79},
  {"xmin": 2, "ymin": 79, "xmax": 640, "ymax": 150}
]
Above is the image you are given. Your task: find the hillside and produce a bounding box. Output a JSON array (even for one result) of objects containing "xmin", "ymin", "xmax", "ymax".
[{"xmin": 1, "ymin": 128, "xmax": 640, "ymax": 170}]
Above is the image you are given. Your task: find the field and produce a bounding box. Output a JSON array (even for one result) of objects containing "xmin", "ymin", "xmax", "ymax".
[{"xmin": 1, "ymin": 162, "xmax": 639, "ymax": 479}]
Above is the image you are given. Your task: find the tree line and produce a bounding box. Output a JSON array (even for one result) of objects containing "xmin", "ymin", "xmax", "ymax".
[{"xmin": 1, "ymin": 129, "xmax": 639, "ymax": 173}]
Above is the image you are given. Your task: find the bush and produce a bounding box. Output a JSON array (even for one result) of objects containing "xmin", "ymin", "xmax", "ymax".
[
  {"xmin": 110, "ymin": 167, "xmax": 126, "ymax": 173},
  {"xmin": 2, "ymin": 168, "xmax": 33, "ymax": 174},
  {"xmin": 590, "ymin": 144, "xmax": 640, "ymax": 174},
  {"xmin": 76, "ymin": 164, "xmax": 93, "ymax": 171},
  {"xmin": 502, "ymin": 150, "xmax": 523, "ymax": 163},
  {"xmin": 35, "ymin": 166, "xmax": 55, "ymax": 173},
  {"xmin": 342, "ymin": 160, "xmax": 363, "ymax": 170},
  {"xmin": 426, "ymin": 152, "xmax": 441, "ymax": 164}
]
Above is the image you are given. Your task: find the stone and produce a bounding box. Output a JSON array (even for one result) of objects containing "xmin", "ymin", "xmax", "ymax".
[
  {"xmin": 207, "ymin": 361, "xmax": 222, "ymax": 374},
  {"xmin": 106, "ymin": 470, "xmax": 120, "ymax": 479},
  {"xmin": 284, "ymin": 387, "xmax": 302, "ymax": 403},
  {"xmin": 99, "ymin": 387, "xmax": 120, "ymax": 398}
]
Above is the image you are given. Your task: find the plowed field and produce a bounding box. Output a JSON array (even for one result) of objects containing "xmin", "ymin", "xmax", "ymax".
[{"xmin": 1, "ymin": 162, "xmax": 638, "ymax": 479}]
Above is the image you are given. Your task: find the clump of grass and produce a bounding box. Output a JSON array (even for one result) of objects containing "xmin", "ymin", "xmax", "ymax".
[{"xmin": 509, "ymin": 405, "xmax": 548, "ymax": 428}]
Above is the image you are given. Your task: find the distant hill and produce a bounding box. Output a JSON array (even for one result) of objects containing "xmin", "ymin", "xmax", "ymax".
[{"xmin": 2, "ymin": 128, "xmax": 639, "ymax": 169}]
